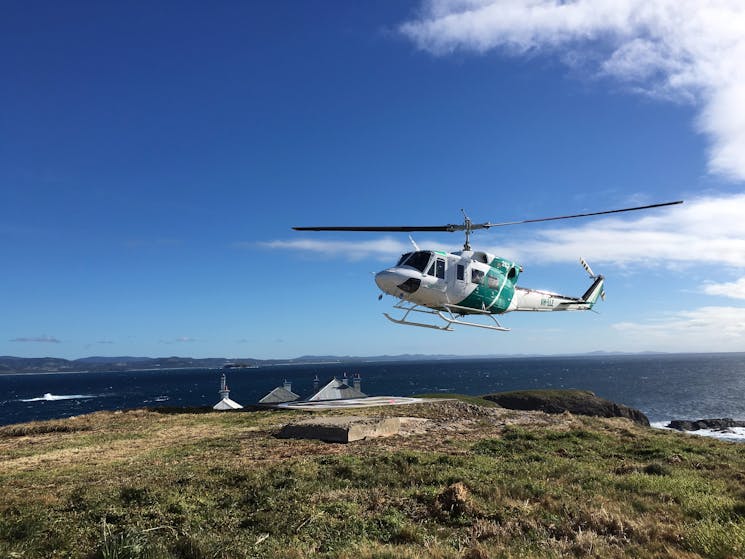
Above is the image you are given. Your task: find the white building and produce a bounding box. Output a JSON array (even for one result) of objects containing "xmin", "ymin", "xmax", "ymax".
[{"xmin": 213, "ymin": 373, "xmax": 243, "ymax": 410}]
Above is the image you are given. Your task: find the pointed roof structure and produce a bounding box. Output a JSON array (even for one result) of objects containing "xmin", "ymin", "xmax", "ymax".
[
  {"xmin": 213, "ymin": 373, "xmax": 243, "ymax": 410},
  {"xmin": 307, "ymin": 376, "xmax": 366, "ymax": 401},
  {"xmin": 259, "ymin": 385, "xmax": 300, "ymax": 404},
  {"xmin": 258, "ymin": 379, "xmax": 300, "ymax": 405},
  {"xmin": 213, "ymin": 397, "xmax": 244, "ymax": 410}
]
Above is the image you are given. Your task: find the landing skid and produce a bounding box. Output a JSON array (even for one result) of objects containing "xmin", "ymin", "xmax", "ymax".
[{"xmin": 383, "ymin": 301, "xmax": 510, "ymax": 332}]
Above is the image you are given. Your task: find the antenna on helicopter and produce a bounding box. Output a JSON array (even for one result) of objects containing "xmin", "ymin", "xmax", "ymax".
[{"xmin": 408, "ymin": 235, "xmax": 420, "ymax": 251}]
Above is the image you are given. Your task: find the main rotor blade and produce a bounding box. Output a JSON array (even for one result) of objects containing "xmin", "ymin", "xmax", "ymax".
[
  {"xmin": 292, "ymin": 225, "xmax": 466, "ymax": 232},
  {"xmin": 482, "ymin": 200, "xmax": 683, "ymax": 228},
  {"xmin": 293, "ymin": 201, "xmax": 683, "ymax": 233}
]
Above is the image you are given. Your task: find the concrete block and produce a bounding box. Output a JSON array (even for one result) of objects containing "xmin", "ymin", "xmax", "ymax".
[{"xmin": 277, "ymin": 416, "xmax": 427, "ymax": 443}]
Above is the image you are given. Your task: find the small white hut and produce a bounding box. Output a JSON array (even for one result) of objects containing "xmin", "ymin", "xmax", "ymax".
[{"xmin": 213, "ymin": 373, "xmax": 243, "ymax": 410}]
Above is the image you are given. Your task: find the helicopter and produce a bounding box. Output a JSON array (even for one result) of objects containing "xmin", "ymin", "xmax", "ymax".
[{"xmin": 294, "ymin": 200, "xmax": 683, "ymax": 331}]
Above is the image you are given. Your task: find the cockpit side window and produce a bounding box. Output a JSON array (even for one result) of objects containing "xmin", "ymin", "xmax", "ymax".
[
  {"xmin": 401, "ymin": 251, "xmax": 432, "ymax": 273},
  {"xmin": 435, "ymin": 258, "xmax": 445, "ymax": 279},
  {"xmin": 472, "ymin": 269, "xmax": 485, "ymax": 284},
  {"xmin": 426, "ymin": 257, "xmax": 445, "ymax": 278}
]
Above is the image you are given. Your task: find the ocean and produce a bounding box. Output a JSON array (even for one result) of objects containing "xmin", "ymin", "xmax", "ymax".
[{"xmin": 2, "ymin": 353, "xmax": 744, "ymax": 441}]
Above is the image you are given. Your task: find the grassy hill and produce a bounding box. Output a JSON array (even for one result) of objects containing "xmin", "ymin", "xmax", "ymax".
[{"xmin": 1, "ymin": 397, "xmax": 744, "ymax": 558}]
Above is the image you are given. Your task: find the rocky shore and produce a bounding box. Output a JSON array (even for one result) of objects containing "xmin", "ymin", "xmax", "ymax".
[
  {"xmin": 667, "ymin": 417, "xmax": 745, "ymax": 431},
  {"xmin": 482, "ymin": 388, "xmax": 650, "ymax": 426}
]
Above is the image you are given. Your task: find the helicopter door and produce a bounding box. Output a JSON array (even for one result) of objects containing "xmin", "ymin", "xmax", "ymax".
[
  {"xmin": 426, "ymin": 256, "xmax": 447, "ymax": 292},
  {"xmin": 448, "ymin": 261, "xmax": 464, "ymax": 299}
]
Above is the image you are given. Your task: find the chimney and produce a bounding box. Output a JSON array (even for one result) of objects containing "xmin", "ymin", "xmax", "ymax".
[
  {"xmin": 342, "ymin": 371, "xmax": 349, "ymax": 386},
  {"xmin": 283, "ymin": 379, "xmax": 292, "ymax": 392},
  {"xmin": 353, "ymin": 373, "xmax": 361, "ymax": 392},
  {"xmin": 313, "ymin": 374, "xmax": 319, "ymax": 393}
]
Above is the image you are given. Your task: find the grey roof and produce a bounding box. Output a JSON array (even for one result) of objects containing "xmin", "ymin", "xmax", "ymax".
[
  {"xmin": 307, "ymin": 377, "xmax": 366, "ymax": 401},
  {"xmin": 259, "ymin": 386, "xmax": 300, "ymax": 404}
]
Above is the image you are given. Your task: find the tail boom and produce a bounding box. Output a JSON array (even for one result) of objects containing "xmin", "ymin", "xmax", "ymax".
[{"xmin": 508, "ymin": 275, "xmax": 605, "ymax": 312}]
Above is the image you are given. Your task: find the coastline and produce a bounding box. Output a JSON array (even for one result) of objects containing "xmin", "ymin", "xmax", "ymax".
[{"xmin": 2, "ymin": 353, "xmax": 744, "ymax": 430}]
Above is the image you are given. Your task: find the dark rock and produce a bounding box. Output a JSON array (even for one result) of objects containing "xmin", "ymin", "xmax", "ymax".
[
  {"xmin": 482, "ymin": 389, "xmax": 650, "ymax": 426},
  {"xmin": 667, "ymin": 418, "xmax": 745, "ymax": 431}
]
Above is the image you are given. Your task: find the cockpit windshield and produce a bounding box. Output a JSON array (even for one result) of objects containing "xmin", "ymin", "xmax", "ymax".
[{"xmin": 398, "ymin": 251, "xmax": 432, "ymax": 273}]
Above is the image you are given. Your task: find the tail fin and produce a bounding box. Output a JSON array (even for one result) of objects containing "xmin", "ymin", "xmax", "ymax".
[{"xmin": 581, "ymin": 275, "xmax": 605, "ymax": 307}]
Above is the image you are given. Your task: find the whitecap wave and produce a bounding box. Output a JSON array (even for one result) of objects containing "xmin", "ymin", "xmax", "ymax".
[
  {"xmin": 20, "ymin": 393, "xmax": 98, "ymax": 402},
  {"xmin": 652, "ymin": 421, "xmax": 745, "ymax": 443}
]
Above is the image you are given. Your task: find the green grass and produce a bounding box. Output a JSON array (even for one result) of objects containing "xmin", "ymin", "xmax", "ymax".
[
  {"xmin": 1, "ymin": 403, "xmax": 744, "ymax": 558},
  {"xmin": 415, "ymin": 394, "xmax": 500, "ymax": 407}
]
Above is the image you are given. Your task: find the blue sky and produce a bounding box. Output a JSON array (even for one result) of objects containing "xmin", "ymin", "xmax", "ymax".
[{"xmin": 3, "ymin": 1, "xmax": 744, "ymax": 359}]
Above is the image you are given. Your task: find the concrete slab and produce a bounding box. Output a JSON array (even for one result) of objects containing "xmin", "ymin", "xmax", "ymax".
[{"xmin": 276, "ymin": 416, "xmax": 428, "ymax": 443}]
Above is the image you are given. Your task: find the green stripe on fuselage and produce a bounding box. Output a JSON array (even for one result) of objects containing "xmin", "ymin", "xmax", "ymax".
[{"xmin": 456, "ymin": 257, "xmax": 518, "ymax": 314}]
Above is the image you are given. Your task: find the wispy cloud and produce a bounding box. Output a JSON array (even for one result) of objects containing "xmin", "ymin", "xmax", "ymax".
[
  {"xmin": 267, "ymin": 194, "xmax": 745, "ymax": 270},
  {"xmin": 494, "ymin": 194, "xmax": 745, "ymax": 267},
  {"xmin": 159, "ymin": 336, "xmax": 197, "ymax": 344},
  {"xmin": 703, "ymin": 277, "xmax": 745, "ymax": 300},
  {"xmin": 10, "ymin": 336, "xmax": 61, "ymax": 343},
  {"xmin": 400, "ymin": 0, "xmax": 745, "ymax": 181},
  {"xmin": 612, "ymin": 306, "xmax": 745, "ymax": 350},
  {"xmin": 256, "ymin": 237, "xmax": 413, "ymax": 261}
]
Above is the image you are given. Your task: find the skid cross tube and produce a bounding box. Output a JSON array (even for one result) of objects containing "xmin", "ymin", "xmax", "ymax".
[{"xmin": 383, "ymin": 301, "xmax": 510, "ymax": 331}]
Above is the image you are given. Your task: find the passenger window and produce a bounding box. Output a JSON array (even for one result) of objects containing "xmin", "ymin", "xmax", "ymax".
[
  {"xmin": 436, "ymin": 259, "xmax": 445, "ymax": 279},
  {"xmin": 471, "ymin": 269, "xmax": 484, "ymax": 284},
  {"xmin": 456, "ymin": 264, "xmax": 464, "ymax": 281}
]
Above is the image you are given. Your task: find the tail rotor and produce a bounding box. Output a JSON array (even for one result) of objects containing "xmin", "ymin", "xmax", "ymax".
[
  {"xmin": 580, "ymin": 258, "xmax": 606, "ymax": 302},
  {"xmin": 580, "ymin": 257, "xmax": 596, "ymax": 278}
]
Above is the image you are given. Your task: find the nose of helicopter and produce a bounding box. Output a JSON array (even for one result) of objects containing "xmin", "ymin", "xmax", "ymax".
[
  {"xmin": 375, "ymin": 269, "xmax": 421, "ymax": 295},
  {"xmin": 375, "ymin": 270, "xmax": 399, "ymax": 294}
]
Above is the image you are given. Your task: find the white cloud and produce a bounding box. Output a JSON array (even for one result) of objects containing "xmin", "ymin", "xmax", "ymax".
[
  {"xmin": 612, "ymin": 306, "xmax": 745, "ymax": 350},
  {"xmin": 703, "ymin": 277, "xmax": 745, "ymax": 300},
  {"xmin": 159, "ymin": 337, "xmax": 197, "ymax": 344},
  {"xmin": 494, "ymin": 193, "xmax": 745, "ymax": 267},
  {"xmin": 400, "ymin": 0, "xmax": 745, "ymax": 181},
  {"xmin": 266, "ymin": 194, "xmax": 745, "ymax": 270},
  {"xmin": 258, "ymin": 237, "xmax": 413, "ymax": 261}
]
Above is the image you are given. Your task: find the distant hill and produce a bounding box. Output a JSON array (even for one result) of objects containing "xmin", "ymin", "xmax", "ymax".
[
  {"xmin": 0, "ymin": 356, "xmax": 234, "ymax": 374},
  {"xmin": 0, "ymin": 351, "xmax": 698, "ymax": 374},
  {"xmin": 74, "ymin": 356, "xmax": 155, "ymax": 364},
  {"xmin": 1, "ymin": 353, "xmax": 494, "ymax": 373}
]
